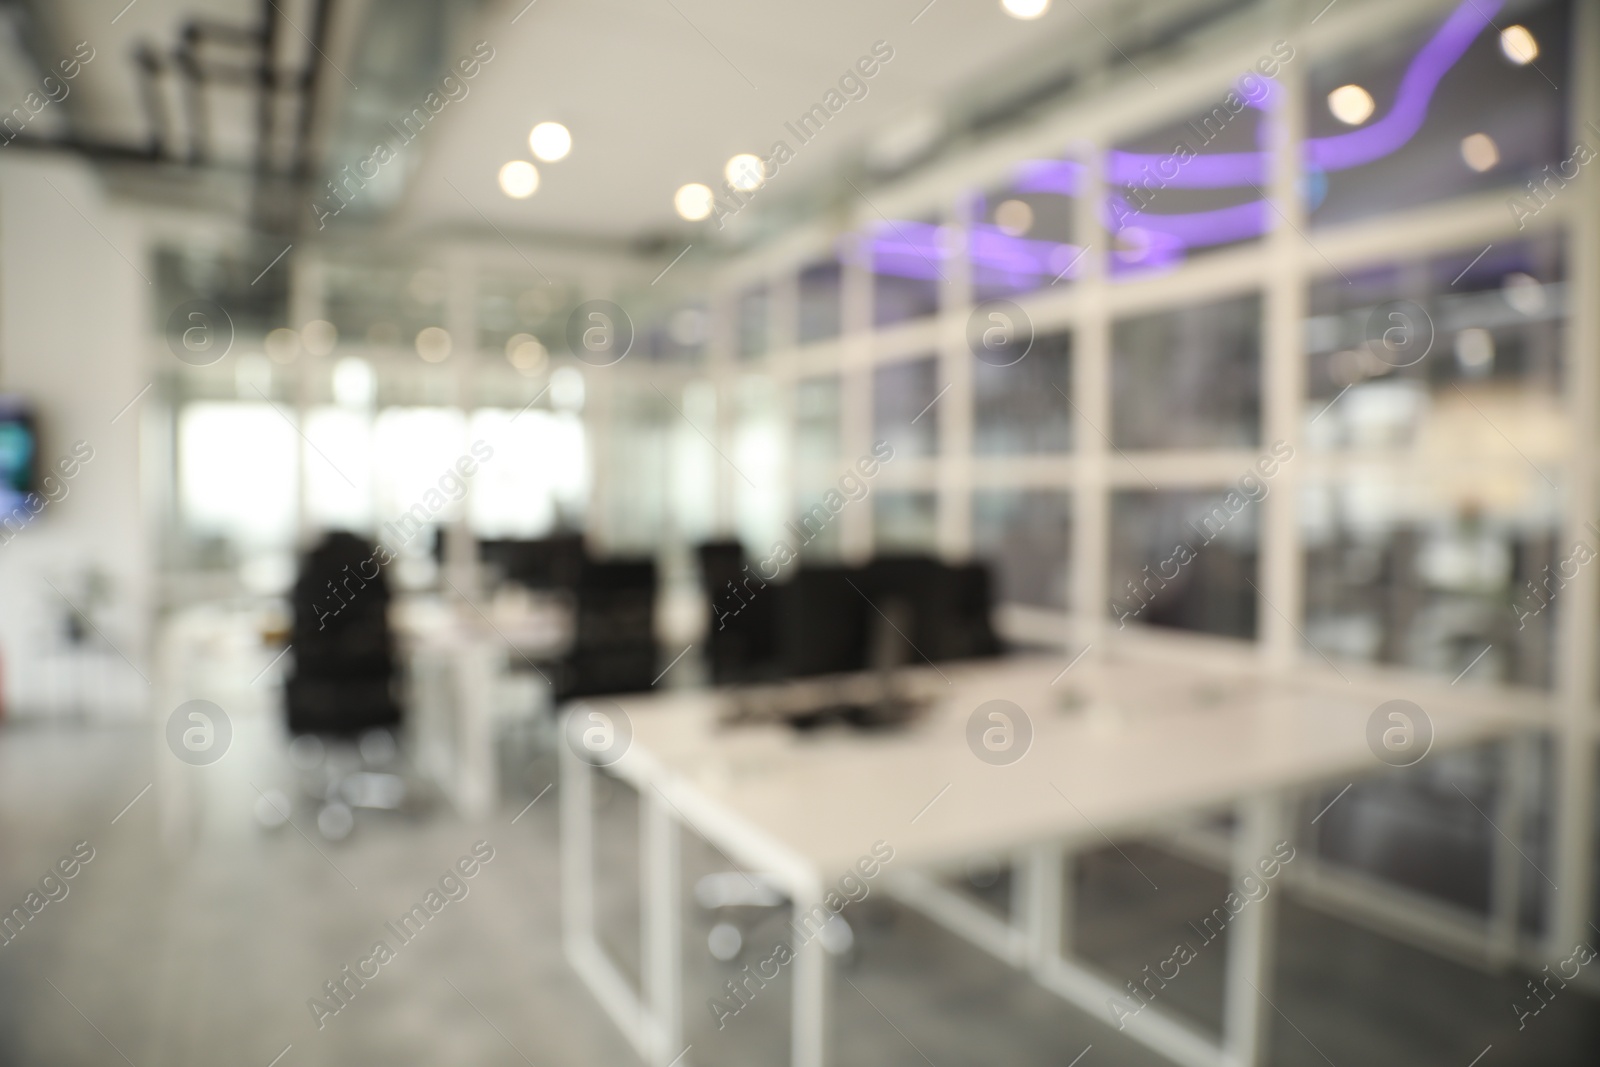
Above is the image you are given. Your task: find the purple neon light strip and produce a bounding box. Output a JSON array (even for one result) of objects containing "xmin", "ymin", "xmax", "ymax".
[
  {"xmin": 865, "ymin": 0, "xmax": 1501, "ymax": 279},
  {"xmin": 1095, "ymin": 0, "xmax": 1500, "ymax": 186}
]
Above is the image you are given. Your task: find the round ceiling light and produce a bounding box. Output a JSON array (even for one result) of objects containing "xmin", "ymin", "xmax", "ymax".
[
  {"xmin": 1001, "ymin": 0, "xmax": 1049, "ymax": 19},
  {"xmin": 725, "ymin": 154, "xmax": 765, "ymax": 192},
  {"xmin": 994, "ymin": 198, "xmax": 1034, "ymax": 236},
  {"xmin": 1499, "ymin": 25, "xmax": 1538, "ymax": 65},
  {"xmin": 1327, "ymin": 84, "xmax": 1375, "ymax": 125},
  {"xmin": 1460, "ymin": 133, "xmax": 1499, "ymax": 173},
  {"xmin": 674, "ymin": 183, "xmax": 714, "ymax": 221},
  {"xmin": 498, "ymin": 160, "xmax": 539, "ymax": 199},
  {"xmin": 529, "ymin": 122, "xmax": 572, "ymax": 162}
]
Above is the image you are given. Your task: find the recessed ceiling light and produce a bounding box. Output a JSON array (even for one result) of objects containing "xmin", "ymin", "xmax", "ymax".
[
  {"xmin": 994, "ymin": 198, "xmax": 1034, "ymax": 236},
  {"xmin": 1499, "ymin": 25, "xmax": 1538, "ymax": 65},
  {"xmin": 498, "ymin": 160, "xmax": 539, "ymax": 199},
  {"xmin": 529, "ymin": 122, "xmax": 572, "ymax": 162},
  {"xmin": 1460, "ymin": 132, "xmax": 1499, "ymax": 172},
  {"xmin": 725, "ymin": 154, "xmax": 765, "ymax": 192},
  {"xmin": 1002, "ymin": 0, "xmax": 1049, "ymax": 19},
  {"xmin": 1327, "ymin": 84, "xmax": 1375, "ymax": 125},
  {"xmin": 674, "ymin": 183, "xmax": 714, "ymax": 221}
]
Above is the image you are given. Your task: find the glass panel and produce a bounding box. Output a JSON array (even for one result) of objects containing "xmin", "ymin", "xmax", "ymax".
[
  {"xmin": 969, "ymin": 160, "xmax": 1082, "ymax": 301},
  {"xmin": 973, "ymin": 489, "xmax": 1071, "ymax": 609},
  {"xmin": 734, "ymin": 377, "xmax": 786, "ymax": 554},
  {"xmin": 1110, "ymin": 489, "xmax": 1260, "ymax": 639},
  {"xmin": 873, "ymin": 356, "xmax": 939, "ymax": 458},
  {"xmin": 467, "ymin": 408, "xmax": 588, "ymax": 538},
  {"xmin": 797, "ymin": 259, "xmax": 842, "ymax": 344},
  {"xmin": 324, "ymin": 260, "xmax": 446, "ymax": 351},
  {"xmin": 974, "ymin": 329, "xmax": 1072, "ymax": 455},
  {"xmin": 154, "ymin": 243, "xmax": 288, "ymax": 341},
  {"xmin": 737, "ymin": 287, "xmax": 768, "ymax": 360},
  {"xmin": 794, "ymin": 376, "xmax": 841, "ymax": 465},
  {"xmin": 643, "ymin": 304, "xmax": 708, "ymax": 363},
  {"xmin": 1307, "ymin": 0, "xmax": 1571, "ymax": 228},
  {"xmin": 1112, "ymin": 294, "xmax": 1261, "ymax": 449},
  {"xmin": 304, "ymin": 407, "xmax": 374, "ymax": 533},
  {"xmin": 875, "ymin": 491, "xmax": 938, "ymax": 554},
  {"xmin": 1304, "ymin": 237, "xmax": 1565, "ymax": 457},
  {"xmin": 866, "ymin": 217, "xmax": 941, "ymax": 328},
  {"xmin": 371, "ymin": 408, "xmax": 468, "ymax": 541},
  {"xmin": 667, "ymin": 381, "xmax": 718, "ymax": 544},
  {"xmin": 1302, "ymin": 473, "xmax": 1559, "ymax": 688},
  {"xmin": 476, "ymin": 273, "xmax": 573, "ymax": 359},
  {"xmin": 1107, "ymin": 82, "xmax": 1275, "ymax": 276},
  {"xmin": 792, "ymin": 487, "xmax": 843, "ymax": 560},
  {"xmin": 179, "ymin": 402, "xmax": 298, "ymax": 550},
  {"xmin": 600, "ymin": 386, "xmax": 671, "ymax": 553}
]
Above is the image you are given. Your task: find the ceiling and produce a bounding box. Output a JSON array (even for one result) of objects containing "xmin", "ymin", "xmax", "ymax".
[
  {"xmin": 399, "ymin": 0, "xmax": 1103, "ymax": 244},
  {"xmin": 5, "ymin": 0, "xmax": 1245, "ymax": 249}
]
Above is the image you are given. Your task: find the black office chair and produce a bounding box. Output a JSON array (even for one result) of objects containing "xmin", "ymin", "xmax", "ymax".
[
  {"xmin": 284, "ymin": 531, "xmax": 407, "ymax": 839},
  {"xmin": 861, "ymin": 555, "xmax": 1003, "ymax": 664},
  {"xmin": 555, "ymin": 558, "xmax": 659, "ymax": 700},
  {"xmin": 777, "ymin": 565, "xmax": 871, "ymax": 678},
  {"xmin": 697, "ymin": 540, "xmax": 781, "ymax": 685}
]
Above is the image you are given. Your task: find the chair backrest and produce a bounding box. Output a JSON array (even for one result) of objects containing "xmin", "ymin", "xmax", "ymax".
[
  {"xmin": 778, "ymin": 566, "xmax": 869, "ymax": 677},
  {"xmin": 574, "ymin": 561, "xmax": 656, "ymax": 642},
  {"xmin": 697, "ymin": 540, "xmax": 781, "ymax": 685},
  {"xmin": 559, "ymin": 557, "xmax": 659, "ymax": 698},
  {"xmin": 481, "ymin": 533, "xmax": 586, "ymax": 590},
  {"xmin": 862, "ymin": 555, "xmax": 1001, "ymax": 664},
  {"xmin": 291, "ymin": 531, "xmax": 393, "ymax": 676},
  {"xmin": 287, "ymin": 531, "xmax": 400, "ymax": 734}
]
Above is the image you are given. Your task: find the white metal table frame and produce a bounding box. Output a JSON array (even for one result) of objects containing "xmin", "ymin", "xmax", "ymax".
[{"xmin": 560, "ymin": 723, "xmax": 1538, "ymax": 1067}]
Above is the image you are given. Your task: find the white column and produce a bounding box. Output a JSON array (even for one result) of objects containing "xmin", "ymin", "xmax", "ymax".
[
  {"xmin": 939, "ymin": 197, "xmax": 975, "ymax": 560},
  {"xmin": 288, "ymin": 252, "xmax": 323, "ymax": 549},
  {"xmin": 840, "ymin": 238, "xmax": 873, "ymax": 561},
  {"xmin": 1260, "ymin": 38, "xmax": 1307, "ymax": 673},
  {"xmin": 1071, "ymin": 142, "xmax": 1110, "ymax": 651},
  {"xmin": 444, "ymin": 249, "xmax": 480, "ymax": 601},
  {"xmin": 1550, "ymin": 0, "xmax": 1600, "ymax": 959}
]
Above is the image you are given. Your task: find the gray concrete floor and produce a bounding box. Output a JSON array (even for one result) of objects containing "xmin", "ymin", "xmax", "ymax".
[{"xmin": 1, "ymin": 714, "xmax": 1596, "ymax": 1067}]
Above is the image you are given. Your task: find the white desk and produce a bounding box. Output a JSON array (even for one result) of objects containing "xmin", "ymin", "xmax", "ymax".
[
  {"xmin": 400, "ymin": 593, "xmax": 570, "ymax": 818},
  {"xmin": 561, "ymin": 650, "xmax": 1549, "ymax": 1067}
]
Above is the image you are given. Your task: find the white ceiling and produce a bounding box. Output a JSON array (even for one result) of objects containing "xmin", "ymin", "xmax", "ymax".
[{"xmin": 400, "ymin": 0, "xmax": 1098, "ymax": 242}]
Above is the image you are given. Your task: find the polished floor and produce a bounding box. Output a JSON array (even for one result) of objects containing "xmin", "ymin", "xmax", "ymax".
[{"xmin": 0, "ymin": 710, "xmax": 1596, "ymax": 1067}]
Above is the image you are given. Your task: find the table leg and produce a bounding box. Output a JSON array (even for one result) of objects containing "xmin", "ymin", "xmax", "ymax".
[
  {"xmin": 560, "ymin": 735, "xmax": 595, "ymax": 958},
  {"xmin": 791, "ymin": 892, "xmax": 830, "ymax": 1067},
  {"xmin": 642, "ymin": 789, "xmax": 683, "ymax": 1066},
  {"xmin": 1014, "ymin": 843, "xmax": 1066, "ymax": 972},
  {"xmin": 1222, "ymin": 793, "xmax": 1288, "ymax": 1067}
]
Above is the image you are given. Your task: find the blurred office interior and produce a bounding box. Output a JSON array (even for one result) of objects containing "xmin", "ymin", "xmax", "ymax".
[{"xmin": 0, "ymin": 0, "xmax": 1597, "ymax": 1064}]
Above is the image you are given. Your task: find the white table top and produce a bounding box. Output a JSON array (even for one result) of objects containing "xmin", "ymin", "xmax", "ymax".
[{"xmin": 604, "ymin": 650, "xmax": 1551, "ymax": 876}]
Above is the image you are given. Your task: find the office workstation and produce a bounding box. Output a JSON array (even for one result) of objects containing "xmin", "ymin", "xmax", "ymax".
[{"xmin": 0, "ymin": 0, "xmax": 1596, "ymax": 1064}]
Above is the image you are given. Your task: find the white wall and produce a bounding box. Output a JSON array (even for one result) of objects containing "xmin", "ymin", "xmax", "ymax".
[{"xmin": 0, "ymin": 152, "xmax": 150, "ymax": 720}]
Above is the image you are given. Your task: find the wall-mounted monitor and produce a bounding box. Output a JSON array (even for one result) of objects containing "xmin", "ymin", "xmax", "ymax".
[{"xmin": 0, "ymin": 397, "xmax": 39, "ymax": 519}]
